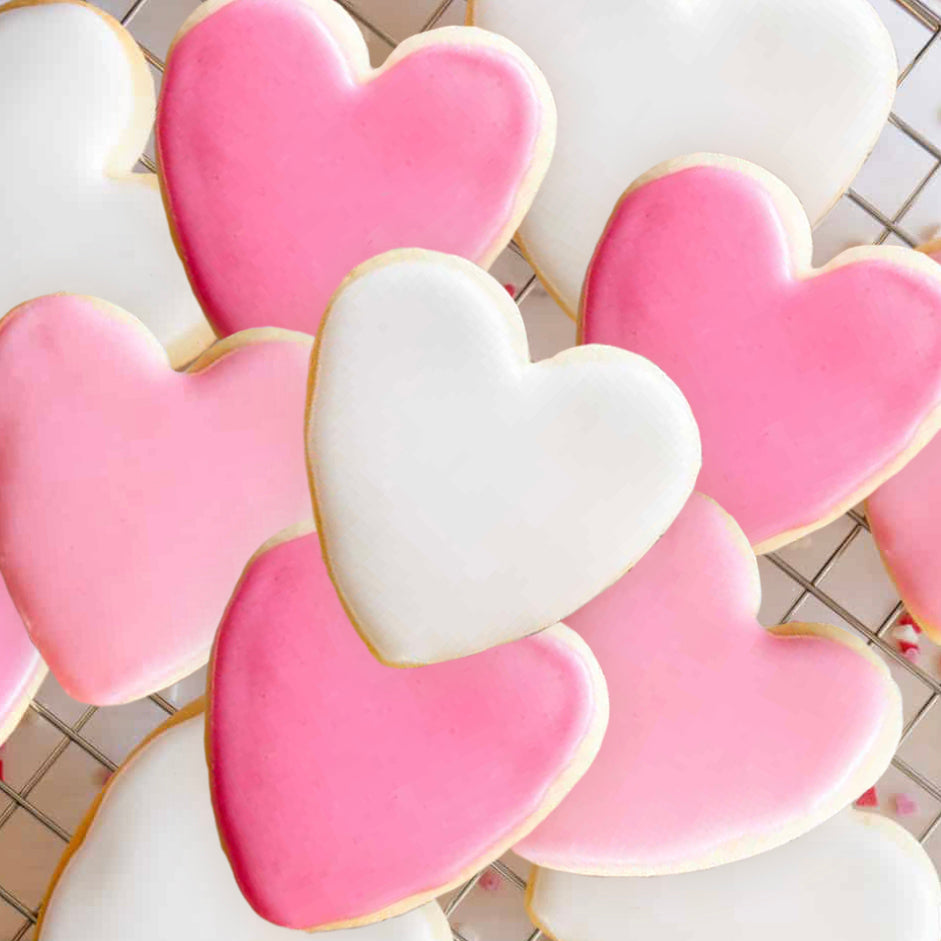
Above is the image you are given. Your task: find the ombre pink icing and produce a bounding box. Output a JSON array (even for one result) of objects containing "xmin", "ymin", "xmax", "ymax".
[
  {"xmin": 208, "ymin": 530, "xmax": 598, "ymax": 930},
  {"xmin": 0, "ymin": 585, "xmax": 43, "ymax": 741},
  {"xmin": 0, "ymin": 296, "xmax": 313, "ymax": 706},
  {"xmin": 157, "ymin": 0, "xmax": 546, "ymax": 336},
  {"xmin": 582, "ymin": 164, "xmax": 941, "ymax": 550},
  {"xmin": 515, "ymin": 494, "xmax": 893, "ymax": 872}
]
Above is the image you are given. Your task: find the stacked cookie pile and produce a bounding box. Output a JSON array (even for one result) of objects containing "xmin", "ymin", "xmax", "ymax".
[{"xmin": 1, "ymin": 0, "xmax": 941, "ymax": 939}]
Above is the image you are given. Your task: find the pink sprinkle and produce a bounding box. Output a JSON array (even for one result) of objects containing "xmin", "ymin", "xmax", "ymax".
[
  {"xmin": 478, "ymin": 868, "xmax": 502, "ymax": 892},
  {"xmin": 503, "ymin": 283, "xmax": 517, "ymax": 297},
  {"xmin": 855, "ymin": 786, "xmax": 879, "ymax": 808},
  {"xmin": 902, "ymin": 645, "xmax": 920, "ymax": 663},
  {"xmin": 894, "ymin": 793, "xmax": 919, "ymax": 817}
]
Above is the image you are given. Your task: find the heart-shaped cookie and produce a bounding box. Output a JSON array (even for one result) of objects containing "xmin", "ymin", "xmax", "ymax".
[
  {"xmin": 307, "ymin": 249, "xmax": 700, "ymax": 666},
  {"xmin": 527, "ymin": 811, "xmax": 941, "ymax": 941},
  {"xmin": 208, "ymin": 527, "xmax": 607, "ymax": 930},
  {"xmin": 581, "ymin": 155, "xmax": 941, "ymax": 553},
  {"xmin": 0, "ymin": 0, "xmax": 212, "ymax": 367},
  {"xmin": 0, "ymin": 295, "xmax": 313, "ymax": 705},
  {"xmin": 157, "ymin": 0, "xmax": 555, "ymax": 337},
  {"xmin": 0, "ymin": 588, "xmax": 45, "ymax": 746},
  {"xmin": 867, "ymin": 240, "xmax": 941, "ymax": 643},
  {"xmin": 514, "ymin": 493, "xmax": 900, "ymax": 874},
  {"xmin": 469, "ymin": 0, "xmax": 896, "ymax": 314},
  {"xmin": 37, "ymin": 701, "xmax": 452, "ymax": 941}
]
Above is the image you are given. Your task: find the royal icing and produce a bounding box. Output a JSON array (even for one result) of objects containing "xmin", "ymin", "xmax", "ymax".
[
  {"xmin": 865, "ymin": 241, "xmax": 941, "ymax": 643},
  {"xmin": 582, "ymin": 156, "xmax": 941, "ymax": 553},
  {"xmin": 0, "ymin": 296, "xmax": 313, "ymax": 706},
  {"xmin": 208, "ymin": 527, "xmax": 607, "ymax": 930},
  {"xmin": 0, "ymin": 586, "xmax": 45, "ymax": 746},
  {"xmin": 157, "ymin": 0, "xmax": 554, "ymax": 337},
  {"xmin": 307, "ymin": 249, "xmax": 700, "ymax": 666},
  {"xmin": 527, "ymin": 810, "xmax": 941, "ymax": 941},
  {"xmin": 0, "ymin": 0, "xmax": 213, "ymax": 367},
  {"xmin": 469, "ymin": 0, "xmax": 896, "ymax": 314},
  {"xmin": 38, "ymin": 706, "xmax": 452, "ymax": 941},
  {"xmin": 515, "ymin": 494, "xmax": 900, "ymax": 874}
]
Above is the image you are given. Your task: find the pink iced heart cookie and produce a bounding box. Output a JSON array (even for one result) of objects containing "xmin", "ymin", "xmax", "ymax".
[
  {"xmin": 207, "ymin": 527, "xmax": 607, "ymax": 930},
  {"xmin": 581, "ymin": 154, "xmax": 941, "ymax": 552},
  {"xmin": 157, "ymin": 0, "xmax": 554, "ymax": 336},
  {"xmin": 514, "ymin": 493, "xmax": 900, "ymax": 875},
  {"xmin": 0, "ymin": 296, "xmax": 313, "ymax": 706},
  {"xmin": 0, "ymin": 588, "xmax": 45, "ymax": 746},
  {"xmin": 867, "ymin": 239, "xmax": 941, "ymax": 643}
]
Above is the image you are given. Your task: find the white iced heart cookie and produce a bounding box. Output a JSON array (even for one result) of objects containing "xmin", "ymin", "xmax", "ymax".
[
  {"xmin": 36, "ymin": 702, "xmax": 452, "ymax": 941},
  {"xmin": 528, "ymin": 811, "xmax": 941, "ymax": 941},
  {"xmin": 0, "ymin": 0, "xmax": 212, "ymax": 366},
  {"xmin": 307, "ymin": 250, "xmax": 700, "ymax": 666},
  {"xmin": 469, "ymin": 0, "xmax": 897, "ymax": 313}
]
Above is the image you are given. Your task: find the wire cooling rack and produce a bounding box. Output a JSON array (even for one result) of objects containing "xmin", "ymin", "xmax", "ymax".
[{"xmin": 5, "ymin": 0, "xmax": 941, "ymax": 938}]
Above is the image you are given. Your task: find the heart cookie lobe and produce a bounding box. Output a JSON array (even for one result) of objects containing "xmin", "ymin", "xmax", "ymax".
[
  {"xmin": 469, "ymin": 0, "xmax": 896, "ymax": 314},
  {"xmin": 526, "ymin": 811, "xmax": 941, "ymax": 941},
  {"xmin": 514, "ymin": 493, "xmax": 900, "ymax": 875},
  {"xmin": 582, "ymin": 155, "xmax": 941, "ymax": 553},
  {"xmin": 208, "ymin": 527, "xmax": 608, "ymax": 930},
  {"xmin": 157, "ymin": 0, "xmax": 555, "ymax": 336},
  {"xmin": 0, "ymin": 0, "xmax": 212, "ymax": 366},
  {"xmin": 307, "ymin": 249, "xmax": 700, "ymax": 666},
  {"xmin": 0, "ymin": 295, "xmax": 313, "ymax": 705}
]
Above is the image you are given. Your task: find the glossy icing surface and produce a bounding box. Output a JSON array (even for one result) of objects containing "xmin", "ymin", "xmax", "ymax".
[
  {"xmin": 158, "ymin": 0, "xmax": 552, "ymax": 336},
  {"xmin": 307, "ymin": 250, "xmax": 700, "ymax": 666},
  {"xmin": 582, "ymin": 160, "xmax": 941, "ymax": 552},
  {"xmin": 0, "ymin": 296, "xmax": 313, "ymax": 705},
  {"xmin": 471, "ymin": 0, "xmax": 896, "ymax": 313},
  {"xmin": 38, "ymin": 711, "xmax": 452, "ymax": 941},
  {"xmin": 515, "ymin": 494, "xmax": 899, "ymax": 874},
  {"xmin": 528, "ymin": 811, "xmax": 941, "ymax": 941},
  {"xmin": 0, "ymin": 584, "xmax": 44, "ymax": 745},
  {"xmin": 209, "ymin": 529, "xmax": 605, "ymax": 930},
  {"xmin": 0, "ymin": 1, "xmax": 212, "ymax": 366}
]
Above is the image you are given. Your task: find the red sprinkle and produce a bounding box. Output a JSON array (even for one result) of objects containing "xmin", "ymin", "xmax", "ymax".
[
  {"xmin": 503, "ymin": 283, "xmax": 517, "ymax": 297},
  {"xmin": 899, "ymin": 612, "xmax": 923, "ymax": 633},
  {"xmin": 855, "ymin": 786, "xmax": 879, "ymax": 808},
  {"xmin": 478, "ymin": 868, "xmax": 502, "ymax": 892}
]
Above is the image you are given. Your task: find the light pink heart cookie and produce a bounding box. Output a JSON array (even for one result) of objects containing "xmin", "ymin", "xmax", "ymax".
[
  {"xmin": 208, "ymin": 527, "xmax": 607, "ymax": 930},
  {"xmin": 157, "ymin": 0, "xmax": 554, "ymax": 337},
  {"xmin": 0, "ymin": 587, "xmax": 44, "ymax": 746},
  {"xmin": 867, "ymin": 238, "xmax": 941, "ymax": 644},
  {"xmin": 0, "ymin": 296, "xmax": 312, "ymax": 705},
  {"xmin": 581, "ymin": 154, "xmax": 941, "ymax": 552},
  {"xmin": 514, "ymin": 493, "xmax": 900, "ymax": 875}
]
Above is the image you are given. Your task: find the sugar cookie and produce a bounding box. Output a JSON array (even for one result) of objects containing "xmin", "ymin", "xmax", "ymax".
[
  {"xmin": 469, "ymin": 0, "xmax": 896, "ymax": 315},
  {"xmin": 307, "ymin": 249, "xmax": 700, "ymax": 666},
  {"xmin": 0, "ymin": 295, "xmax": 312, "ymax": 705},
  {"xmin": 0, "ymin": 0, "xmax": 213, "ymax": 367},
  {"xmin": 157, "ymin": 0, "xmax": 555, "ymax": 337},
  {"xmin": 37, "ymin": 701, "xmax": 451, "ymax": 941},
  {"xmin": 866, "ymin": 238, "xmax": 941, "ymax": 643},
  {"xmin": 207, "ymin": 527, "xmax": 608, "ymax": 930},
  {"xmin": 514, "ymin": 493, "xmax": 900, "ymax": 875},
  {"xmin": 527, "ymin": 810, "xmax": 941, "ymax": 941},
  {"xmin": 581, "ymin": 155, "xmax": 941, "ymax": 553},
  {"xmin": 0, "ymin": 587, "xmax": 45, "ymax": 746}
]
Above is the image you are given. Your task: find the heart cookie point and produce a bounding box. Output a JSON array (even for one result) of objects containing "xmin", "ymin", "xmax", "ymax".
[
  {"xmin": 307, "ymin": 248, "xmax": 700, "ymax": 667},
  {"xmin": 157, "ymin": 0, "xmax": 555, "ymax": 336},
  {"xmin": 208, "ymin": 526, "xmax": 608, "ymax": 930},
  {"xmin": 0, "ymin": 294, "xmax": 313, "ymax": 705},
  {"xmin": 513, "ymin": 493, "xmax": 900, "ymax": 874},
  {"xmin": 581, "ymin": 155, "xmax": 941, "ymax": 552}
]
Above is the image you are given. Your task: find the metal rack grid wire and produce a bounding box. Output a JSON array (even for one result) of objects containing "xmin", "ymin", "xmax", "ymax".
[{"xmin": 4, "ymin": 0, "xmax": 941, "ymax": 938}]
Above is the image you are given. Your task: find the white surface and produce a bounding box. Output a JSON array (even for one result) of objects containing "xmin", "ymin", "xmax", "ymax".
[
  {"xmin": 0, "ymin": 2, "xmax": 212, "ymax": 366},
  {"xmin": 471, "ymin": 0, "xmax": 897, "ymax": 312},
  {"xmin": 307, "ymin": 251, "xmax": 700, "ymax": 665},
  {"xmin": 38, "ymin": 712, "xmax": 451, "ymax": 941},
  {"xmin": 529, "ymin": 811, "xmax": 941, "ymax": 941}
]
